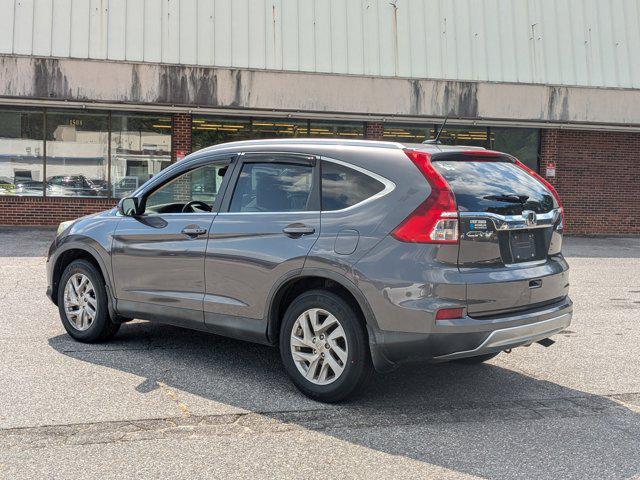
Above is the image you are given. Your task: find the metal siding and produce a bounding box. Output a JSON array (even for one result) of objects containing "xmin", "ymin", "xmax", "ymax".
[{"xmin": 1, "ymin": 0, "xmax": 639, "ymax": 89}]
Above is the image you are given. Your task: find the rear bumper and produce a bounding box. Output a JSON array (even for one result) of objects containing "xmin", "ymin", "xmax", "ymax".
[
  {"xmin": 432, "ymin": 311, "xmax": 571, "ymax": 361},
  {"xmin": 368, "ymin": 296, "xmax": 573, "ymax": 372}
]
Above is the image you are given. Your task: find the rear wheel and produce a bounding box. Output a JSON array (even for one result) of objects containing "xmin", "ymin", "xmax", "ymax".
[
  {"xmin": 57, "ymin": 259, "xmax": 120, "ymax": 343},
  {"xmin": 279, "ymin": 290, "xmax": 372, "ymax": 402},
  {"xmin": 453, "ymin": 352, "xmax": 500, "ymax": 364}
]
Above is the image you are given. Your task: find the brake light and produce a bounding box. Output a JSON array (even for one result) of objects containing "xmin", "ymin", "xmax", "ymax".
[
  {"xmin": 392, "ymin": 150, "xmax": 459, "ymax": 243},
  {"xmin": 513, "ymin": 159, "xmax": 564, "ymax": 225},
  {"xmin": 435, "ymin": 307, "xmax": 464, "ymax": 321}
]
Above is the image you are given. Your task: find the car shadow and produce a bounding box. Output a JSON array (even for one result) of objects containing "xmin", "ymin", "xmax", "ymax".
[{"xmin": 48, "ymin": 321, "xmax": 640, "ymax": 479}]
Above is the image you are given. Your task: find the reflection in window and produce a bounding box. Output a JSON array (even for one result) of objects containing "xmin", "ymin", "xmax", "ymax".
[
  {"xmin": 229, "ymin": 162, "xmax": 313, "ymax": 213},
  {"xmin": 146, "ymin": 163, "xmax": 227, "ymax": 213},
  {"xmin": 309, "ymin": 121, "xmax": 364, "ymax": 138},
  {"xmin": 490, "ymin": 127, "xmax": 540, "ymax": 171},
  {"xmin": 251, "ymin": 119, "xmax": 308, "ymax": 138},
  {"xmin": 0, "ymin": 108, "xmax": 44, "ymax": 196},
  {"xmin": 192, "ymin": 117, "xmax": 252, "ymax": 151},
  {"xmin": 382, "ymin": 124, "xmax": 435, "ymax": 143},
  {"xmin": 321, "ymin": 161, "xmax": 384, "ymax": 211},
  {"xmin": 111, "ymin": 114, "xmax": 172, "ymax": 198},
  {"xmin": 437, "ymin": 126, "xmax": 489, "ymax": 147},
  {"xmin": 45, "ymin": 110, "xmax": 109, "ymax": 197}
]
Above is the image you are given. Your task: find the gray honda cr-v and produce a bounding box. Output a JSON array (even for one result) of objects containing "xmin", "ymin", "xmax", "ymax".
[{"xmin": 47, "ymin": 139, "xmax": 572, "ymax": 402}]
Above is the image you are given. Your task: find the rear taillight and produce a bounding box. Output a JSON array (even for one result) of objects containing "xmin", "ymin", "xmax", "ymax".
[
  {"xmin": 392, "ymin": 149, "xmax": 459, "ymax": 244},
  {"xmin": 513, "ymin": 159, "xmax": 564, "ymax": 227}
]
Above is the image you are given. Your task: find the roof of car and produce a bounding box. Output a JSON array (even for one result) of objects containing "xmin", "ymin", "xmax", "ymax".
[{"xmin": 194, "ymin": 138, "xmax": 488, "ymax": 156}]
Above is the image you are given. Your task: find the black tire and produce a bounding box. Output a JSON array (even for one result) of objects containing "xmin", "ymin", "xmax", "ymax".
[
  {"xmin": 453, "ymin": 352, "xmax": 500, "ymax": 364},
  {"xmin": 279, "ymin": 289, "xmax": 373, "ymax": 403},
  {"xmin": 57, "ymin": 259, "xmax": 120, "ymax": 343}
]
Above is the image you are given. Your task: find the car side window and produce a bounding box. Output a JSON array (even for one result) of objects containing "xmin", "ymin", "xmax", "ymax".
[
  {"xmin": 228, "ymin": 162, "xmax": 314, "ymax": 213},
  {"xmin": 321, "ymin": 161, "xmax": 385, "ymax": 211},
  {"xmin": 145, "ymin": 162, "xmax": 228, "ymax": 214}
]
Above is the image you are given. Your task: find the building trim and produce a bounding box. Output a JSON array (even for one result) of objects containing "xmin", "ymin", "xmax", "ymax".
[{"xmin": 2, "ymin": 56, "xmax": 640, "ymax": 132}]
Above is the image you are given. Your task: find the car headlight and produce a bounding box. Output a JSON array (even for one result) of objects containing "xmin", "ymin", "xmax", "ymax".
[{"xmin": 57, "ymin": 220, "xmax": 75, "ymax": 236}]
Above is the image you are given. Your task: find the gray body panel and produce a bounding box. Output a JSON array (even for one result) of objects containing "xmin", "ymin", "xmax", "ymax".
[{"xmin": 46, "ymin": 139, "xmax": 572, "ymax": 372}]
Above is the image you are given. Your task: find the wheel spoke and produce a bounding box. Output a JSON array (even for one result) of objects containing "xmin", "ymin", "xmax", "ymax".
[
  {"xmin": 290, "ymin": 335, "xmax": 310, "ymax": 349},
  {"xmin": 317, "ymin": 313, "xmax": 338, "ymax": 334},
  {"xmin": 299, "ymin": 313, "xmax": 315, "ymax": 343},
  {"xmin": 318, "ymin": 361, "xmax": 331, "ymax": 382},
  {"xmin": 305, "ymin": 356, "xmax": 321, "ymax": 380},
  {"xmin": 292, "ymin": 350, "xmax": 317, "ymax": 364},
  {"xmin": 331, "ymin": 344, "xmax": 347, "ymax": 364},
  {"xmin": 325, "ymin": 354, "xmax": 344, "ymax": 377},
  {"xmin": 85, "ymin": 304, "xmax": 96, "ymax": 320},
  {"xmin": 306, "ymin": 309, "xmax": 321, "ymax": 335}
]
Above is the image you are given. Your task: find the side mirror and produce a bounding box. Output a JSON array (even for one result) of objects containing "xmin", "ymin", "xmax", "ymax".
[{"xmin": 118, "ymin": 197, "xmax": 140, "ymax": 216}]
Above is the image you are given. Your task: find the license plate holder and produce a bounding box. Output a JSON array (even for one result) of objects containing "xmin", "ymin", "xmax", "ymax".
[{"xmin": 510, "ymin": 231, "xmax": 537, "ymax": 262}]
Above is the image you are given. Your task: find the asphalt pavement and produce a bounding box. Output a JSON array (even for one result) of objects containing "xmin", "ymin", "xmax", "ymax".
[{"xmin": 0, "ymin": 229, "xmax": 638, "ymax": 479}]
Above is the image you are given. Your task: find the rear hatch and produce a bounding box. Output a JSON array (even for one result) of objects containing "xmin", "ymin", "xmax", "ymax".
[{"xmin": 432, "ymin": 152, "xmax": 568, "ymax": 317}]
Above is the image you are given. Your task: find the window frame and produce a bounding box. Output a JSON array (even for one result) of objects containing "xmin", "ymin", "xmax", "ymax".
[
  {"xmin": 319, "ymin": 157, "xmax": 396, "ymax": 213},
  {"xmin": 219, "ymin": 152, "xmax": 320, "ymax": 214},
  {"xmin": 135, "ymin": 154, "xmax": 237, "ymax": 216}
]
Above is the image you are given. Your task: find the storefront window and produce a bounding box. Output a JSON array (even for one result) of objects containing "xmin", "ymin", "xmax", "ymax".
[
  {"xmin": 437, "ymin": 125, "xmax": 489, "ymax": 147},
  {"xmin": 251, "ymin": 118, "xmax": 309, "ymax": 138},
  {"xmin": 490, "ymin": 127, "xmax": 540, "ymax": 171},
  {"xmin": 383, "ymin": 124, "xmax": 435, "ymax": 143},
  {"xmin": 0, "ymin": 108, "xmax": 45, "ymax": 196},
  {"xmin": 45, "ymin": 110, "xmax": 109, "ymax": 197},
  {"xmin": 308, "ymin": 121, "xmax": 364, "ymax": 138},
  {"xmin": 192, "ymin": 117, "xmax": 252, "ymax": 151},
  {"xmin": 111, "ymin": 114, "xmax": 172, "ymax": 198}
]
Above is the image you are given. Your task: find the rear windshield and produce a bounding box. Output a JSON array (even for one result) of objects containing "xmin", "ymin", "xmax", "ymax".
[{"xmin": 433, "ymin": 159, "xmax": 556, "ymax": 215}]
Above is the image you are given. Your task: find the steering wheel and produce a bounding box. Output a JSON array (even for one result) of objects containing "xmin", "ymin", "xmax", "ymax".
[{"xmin": 182, "ymin": 200, "xmax": 212, "ymax": 213}]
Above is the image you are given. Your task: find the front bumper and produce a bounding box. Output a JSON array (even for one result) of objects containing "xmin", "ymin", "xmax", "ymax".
[{"xmin": 368, "ymin": 296, "xmax": 573, "ymax": 371}]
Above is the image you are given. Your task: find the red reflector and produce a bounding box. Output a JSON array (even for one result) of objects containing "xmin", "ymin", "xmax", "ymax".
[
  {"xmin": 436, "ymin": 308, "xmax": 464, "ymax": 321},
  {"xmin": 392, "ymin": 149, "xmax": 459, "ymax": 244}
]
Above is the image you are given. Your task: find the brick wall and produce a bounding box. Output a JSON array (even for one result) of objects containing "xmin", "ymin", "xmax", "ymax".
[
  {"xmin": 172, "ymin": 113, "xmax": 192, "ymax": 162},
  {"xmin": 364, "ymin": 121, "xmax": 384, "ymax": 140},
  {"xmin": 0, "ymin": 196, "xmax": 116, "ymax": 226},
  {"xmin": 540, "ymin": 129, "xmax": 640, "ymax": 235}
]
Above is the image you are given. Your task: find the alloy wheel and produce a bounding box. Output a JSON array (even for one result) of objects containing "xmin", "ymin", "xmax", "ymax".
[
  {"xmin": 63, "ymin": 273, "xmax": 97, "ymax": 331},
  {"xmin": 290, "ymin": 308, "xmax": 349, "ymax": 385}
]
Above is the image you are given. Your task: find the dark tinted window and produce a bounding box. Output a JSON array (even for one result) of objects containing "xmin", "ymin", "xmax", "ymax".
[
  {"xmin": 433, "ymin": 159, "xmax": 556, "ymax": 215},
  {"xmin": 229, "ymin": 162, "xmax": 313, "ymax": 213},
  {"xmin": 321, "ymin": 161, "xmax": 385, "ymax": 211}
]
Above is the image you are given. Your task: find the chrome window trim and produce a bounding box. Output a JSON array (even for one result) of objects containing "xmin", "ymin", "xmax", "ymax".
[
  {"xmin": 319, "ymin": 156, "xmax": 396, "ymax": 214},
  {"xmin": 216, "ymin": 155, "xmax": 395, "ymax": 216}
]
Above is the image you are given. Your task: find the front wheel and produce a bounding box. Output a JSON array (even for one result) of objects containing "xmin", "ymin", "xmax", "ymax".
[
  {"xmin": 279, "ymin": 290, "xmax": 373, "ymax": 403},
  {"xmin": 57, "ymin": 259, "xmax": 120, "ymax": 343}
]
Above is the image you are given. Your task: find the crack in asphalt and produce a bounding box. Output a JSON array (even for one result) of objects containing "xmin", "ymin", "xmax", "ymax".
[{"xmin": 1, "ymin": 393, "xmax": 637, "ymax": 452}]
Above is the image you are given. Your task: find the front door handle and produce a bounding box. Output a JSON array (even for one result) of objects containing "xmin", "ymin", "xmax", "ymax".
[
  {"xmin": 181, "ymin": 226, "xmax": 207, "ymax": 237},
  {"xmin": 282, "ymin": 224, "xmax": 315, "ymax": 238}
]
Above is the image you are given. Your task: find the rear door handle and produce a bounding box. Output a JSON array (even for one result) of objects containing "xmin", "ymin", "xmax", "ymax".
[
  {"xmin": 181, "ymin": 227, "xmax": 207, "ymax": 237},
  {"xmin": 282, "ymin": 225, "xmax": 315, "ymax": 237}
]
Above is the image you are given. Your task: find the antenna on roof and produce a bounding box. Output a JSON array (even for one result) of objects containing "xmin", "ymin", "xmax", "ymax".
[{"xmin": 423, "ymin": 115, "xmax": 449, "ymax": 144}]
